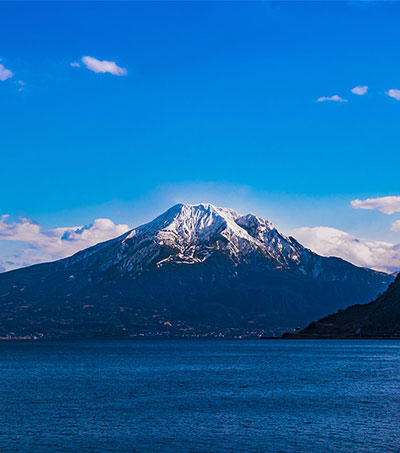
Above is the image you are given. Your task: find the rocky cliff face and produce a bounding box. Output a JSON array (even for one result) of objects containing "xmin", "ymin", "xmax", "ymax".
[{"xmin": 0, "ymin": 203, "xmax": 393, "ymax": 339}]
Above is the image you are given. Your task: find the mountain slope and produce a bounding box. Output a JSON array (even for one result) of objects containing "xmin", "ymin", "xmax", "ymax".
[
  {"xmin": 286, "ymin": 274, "xmax": 400, "ymax": 338},
  {"xmin": 0, "ymin": 203, "xmax": 393, "ymax": 339}
]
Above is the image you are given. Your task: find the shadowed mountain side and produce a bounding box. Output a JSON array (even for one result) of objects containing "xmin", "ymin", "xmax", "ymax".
[
  {"xmin": 283, "ymin": 274, "xmax": 400, "ymax": 339},
  {"xmin": 0, "ymin": 203, "xmax": 393, "ymax": 339}
]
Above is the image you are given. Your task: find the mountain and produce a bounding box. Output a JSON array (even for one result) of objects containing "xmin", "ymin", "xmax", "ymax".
[
  {"xmin": 0, "ymin": 203, "xmax": 393, "ymax": 339},
  {"xmin": 284, "ymin": 273, "xmax": 400, "ymax": 338}
]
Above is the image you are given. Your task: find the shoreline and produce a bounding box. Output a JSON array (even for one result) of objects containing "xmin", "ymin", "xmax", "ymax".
[{"xmin": 280, "ymin": 334, "xmax": 400, "ymax": 340}]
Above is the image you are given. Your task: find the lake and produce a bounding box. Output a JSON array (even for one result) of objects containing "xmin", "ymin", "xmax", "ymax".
[{"xmin": 1, "ymin": 340, "xmax": 399, "ymax": 452}]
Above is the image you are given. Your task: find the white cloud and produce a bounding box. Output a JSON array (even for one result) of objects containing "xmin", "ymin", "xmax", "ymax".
[
  {"xmin": 0, "ymin": 215, "xmax": 130, "ymax": 272},
  {"xmin": 351, "ymin": 85, "xmax": 368, "ymax": 95},
  {"xmin": 17, "ymin": 80, "xmax": 25, "ymax": 92},
  {"xmin": 293, "ymin": 226, "xmax": 400, "ymax": 273},
  {"xmin": 0, "ymin": 63, "xmax": 14, "ymax": 81},
  {"xmin": 391, "ymin": 220, "xmax": 400, "ymax": 233},
  {"xmin": 386, "ymin": 89, "xmax": 400, "ymax": 101},
  {"xmin": 317, "ymin": 95, "xmax": 348, "ymax": 103},
  {"xmin": 70, "ymin": 62, "xmax": 81, "ymax": 68},
  {"xmin": 81, "ymin": 56, "xmax": 127, "ymax": 76},
  {"xmin": 351, "ymin": 196, "xmax": 400, "ymax": 215}
]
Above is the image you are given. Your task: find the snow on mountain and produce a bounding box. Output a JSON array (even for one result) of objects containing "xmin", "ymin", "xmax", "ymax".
[
  {"xmin": 0, "ymin": 203, "xmax": 393, "ymax": 339},
  {"xmin": 59, "ymin": 202, "xmax": 391, "ymax": 283},
  {"xmin": 62, "ymin": 203, "xmax": 322, "ymax": 278}
]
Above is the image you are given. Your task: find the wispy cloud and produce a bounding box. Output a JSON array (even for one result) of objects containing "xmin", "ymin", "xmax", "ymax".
[
  {"xmin": 317, "ymin": 95, "xmax": 348, "ymax": 103},
  {"xmin": 294, "ymin": 226, "xmax": 400, "ymax": 273},
  {"xmin": 386, "ymin": 89, "xmax": 400, "ymax": 101},
  {"xmin": 70, "ymin": 61, "xmax": 81, "ymax": 68},
  {"xmin": 0, "ymin": 215, "xmax": 130, "ymax": 272},
  {"xmin": 391, "ymin": 220, "xmax": 400, "ymax": 233},
  {"xmin": 0, "ymin": 63, "xmax": 14, "ymax": 81},
  {"xmin": 17, "ymin": 80, "xmax": 25, "ymax": 92},
  {"xmin": 351, "ymin": 196, "xmax": 400, "ymax": 215},
  {"xmin": 351, "ymin": 85, "xmax": 368, "ymax": 95},
  {"xmin": 81, "ymin": 56, "xmax": 127, "ymax": 76}
]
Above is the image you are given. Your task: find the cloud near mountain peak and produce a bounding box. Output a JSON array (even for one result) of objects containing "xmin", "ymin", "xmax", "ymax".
[
  {"xmin": 293, "ymin": 226, "xmax": 400, "ymax": 274},
  {"xmin": 0, "ymin": 215, "xmax": 130, "ymax": 271}
]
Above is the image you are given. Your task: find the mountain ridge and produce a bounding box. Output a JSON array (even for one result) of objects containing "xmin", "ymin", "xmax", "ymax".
[
  {"xmin": 284, "ymin": 273, "xmax": 400, "ymax": 338},
  {"xmin": 0, "ymin": 203, "xmax": 393, "ymax": 339}
]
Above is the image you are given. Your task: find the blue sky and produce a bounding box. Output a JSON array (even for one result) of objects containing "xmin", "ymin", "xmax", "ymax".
[{"xmin": 1, "ymin": 1, "xmax": 400, "ymax": 271}]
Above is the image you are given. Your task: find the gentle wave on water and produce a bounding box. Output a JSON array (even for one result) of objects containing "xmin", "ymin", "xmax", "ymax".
[{"xmin": 1, "ymin": 340, "xmax": 400, "ymax": 452}]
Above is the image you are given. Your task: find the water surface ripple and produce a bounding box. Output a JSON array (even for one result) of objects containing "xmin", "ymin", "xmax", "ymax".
[{"xmin": 1, "ymin": 340, "xmax": 399, "ymax": 452}]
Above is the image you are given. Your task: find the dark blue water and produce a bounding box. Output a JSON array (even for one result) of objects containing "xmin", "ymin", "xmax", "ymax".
[{"xmin": 1, "ymin": 340, "xmax": 400, "ymax": 452}]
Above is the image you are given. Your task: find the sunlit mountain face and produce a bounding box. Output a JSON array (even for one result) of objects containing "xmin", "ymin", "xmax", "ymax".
[{"xmin": 0, "ymin": 204, "xmax": 393, "ymax": 339}]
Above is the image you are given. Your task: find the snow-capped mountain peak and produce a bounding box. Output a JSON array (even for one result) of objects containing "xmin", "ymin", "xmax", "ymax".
[
  {"xmin": 62, "ymin": 203, "xmax": 389, "ymax": 284},
  {"xmin": 125, "ymin": 203, "xmax": 249, "ymax": 244},
  {"xmin": 68, "ymin": 203, "xmax": 309, "ymax": 274},
  {"xmin": 0, "ymin": 203, "xmax": 392, "ymax": 340}
]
